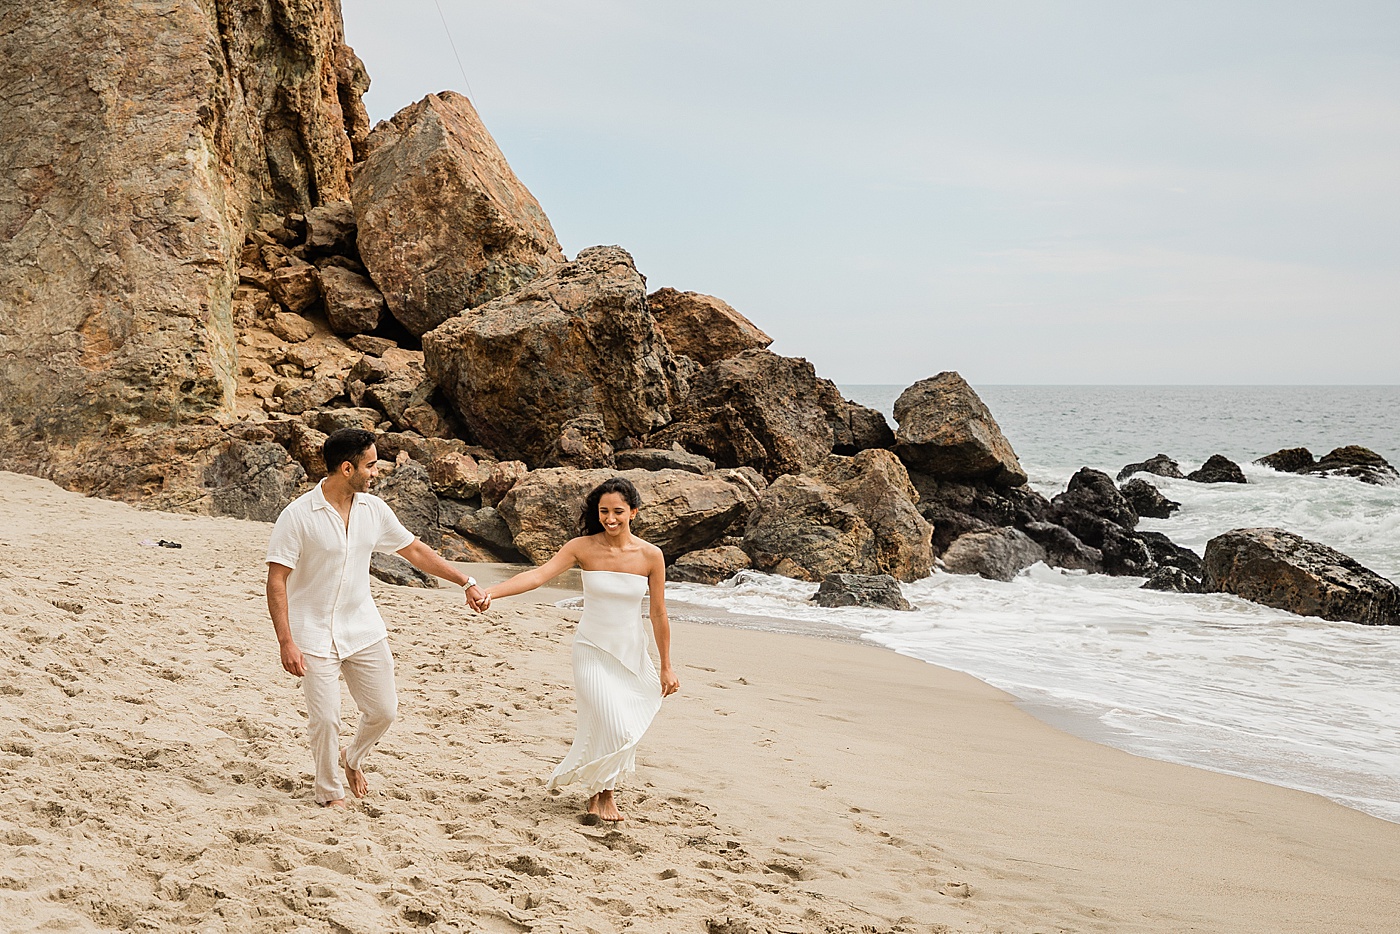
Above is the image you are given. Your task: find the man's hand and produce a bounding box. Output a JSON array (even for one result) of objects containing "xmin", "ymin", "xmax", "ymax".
[{"xmin": 280, "ymin": 640, "xmax": 307, "ymax": 677}]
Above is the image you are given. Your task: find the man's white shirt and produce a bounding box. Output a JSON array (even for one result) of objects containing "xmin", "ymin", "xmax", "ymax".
[{"xmin": 266, "ymin": 480, "xmax": 416, "ymax": 659}]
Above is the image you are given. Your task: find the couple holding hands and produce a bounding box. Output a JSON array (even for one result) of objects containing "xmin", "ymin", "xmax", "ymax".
[{"xmin": 266, "ymin": 428, "xmax": 680, "ymax": 824}]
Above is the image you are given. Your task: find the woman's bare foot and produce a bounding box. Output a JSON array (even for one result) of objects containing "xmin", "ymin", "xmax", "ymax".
[
  {"xmin": 340, "ymin": 748, "xmax": 368, "ymax": 798},
  {"xmin": 589, "ymin": 790, "xmax": 624, "ymax": 823}
]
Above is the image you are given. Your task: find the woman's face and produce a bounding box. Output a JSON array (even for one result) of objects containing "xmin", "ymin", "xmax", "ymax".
[{"xmin": 597, "ymin": 492, "xmax": 637, "ymax": 534}]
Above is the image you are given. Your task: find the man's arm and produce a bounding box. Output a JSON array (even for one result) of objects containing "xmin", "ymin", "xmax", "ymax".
[
  {"xmin": 397, "ymin": 539, "xmax": 488, "ymax": 606},
  {"xmin": 266, "ymin": 562, "xmax": 305, "ymax": 676}
]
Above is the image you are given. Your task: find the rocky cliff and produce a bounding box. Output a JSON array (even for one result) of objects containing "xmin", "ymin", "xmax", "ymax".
[{"xmin": 0, "ymin": 0, "xmax": 367, "ymax": 490}]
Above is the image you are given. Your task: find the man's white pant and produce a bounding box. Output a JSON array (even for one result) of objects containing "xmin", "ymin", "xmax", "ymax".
[{"xmin": 302, "ymin": 638, "xmax": 397, "ymax": 804}]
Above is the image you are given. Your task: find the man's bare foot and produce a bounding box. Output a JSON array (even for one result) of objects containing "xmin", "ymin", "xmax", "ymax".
[
  {"xmin": 588, "ymin": 790, "xmax": 624, "ymax": 823},
  {"xmin": 340, "ymin": 748, "xmax": 368, "ymax": 798},
  {"xmin": 322, "ymin": 798, "xmax": 349, "ymax": 809}
]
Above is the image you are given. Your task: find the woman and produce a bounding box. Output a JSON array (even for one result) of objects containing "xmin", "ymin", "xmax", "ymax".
[{"xmin": 474, "ymin": 477, "xmax": 680, "ymax": 823}]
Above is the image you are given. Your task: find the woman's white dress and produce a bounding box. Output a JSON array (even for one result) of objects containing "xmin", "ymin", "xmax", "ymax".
[{"xmin": 547, "ymin": 570, "xmax": 662, "ymax": 794}]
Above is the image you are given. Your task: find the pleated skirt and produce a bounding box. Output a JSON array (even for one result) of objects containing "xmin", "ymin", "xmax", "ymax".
[{"xmin": 547, "ymin": 640, "xmax": 663, "ymax": 795}]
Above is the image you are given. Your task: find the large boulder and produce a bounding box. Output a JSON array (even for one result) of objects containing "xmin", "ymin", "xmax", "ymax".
[
  {"xmin": 352, "ymin": 91, "xmax": 565, "ymax": 336},
  {"xmin": 812, "ymin": 573, "xmax": 913, "ymax": 611},
  {"xmin": 304, "ymin": 200, "xmax": 358, "ymax": 257},
  {"xmin": 1304, "ymin": 446, "xmax": 1398, "ymax": 485},
  {"xmin": 374, "ymin": 460, "xmax": 441, "ymax": 548},
  {"xmin": 320, "ymin": 265, "xmax": 386, "ymax": 335},
  {"xmin": 743, "ymin": 451, "xmax": 933, "ymax": 583},
  {"xmin": 203, "ymin": 440, "xmax": 307, "ymax": 523},
  {"xmin": 646, "ymin": 288, "xmax": 772, "ymax": 365},
  {"xmin": 892, "ymin": 373, "xmax": 1026, "ymax": 487},
  {"xmin": 1051, "ymin": 470, "xmax": 1151, "ymax": 576},
  {"xmin": 941, "ymin": 528, "xmax": 1047, "ymax": 582},
  {"xmin": 1118, "ymin": 479, "xmax": 1180, "ymax": 519},
  {"xmin": 909, "ymin": 474, "xmax": 1052, "ymax": 555},
  {"xmin": 614, "ymin": 447, "xmax": 716, "ymax": 475},
  {"xmin": 1137, "ymin": 531, "xmax": 1204, "ymax": 577},
  {"xmin": 1202, "ymin": 529, "xmax": 1400, "ymax": 626},
  {"xmin": 1117, "ymin": 454, "xmax": 1185, "ymax": 482},
  {"xmin": 424, "ymin": 246, "xmax": 680, "ymax": 464},
  {"xmin": 499, "ymin": 468, "xmax": 758, "ymax": 564},
  {"xmin": 1187, "ymin": 454, "xmax": 1247, "ymax": 484},
  {"xmin": 0, "ymin": 0, "xmax": 367, "ymax": 488},
  {"xmin": 369, "ymin": 552, "xmax": 434, "ymax": 588},
  {"xmin": 1053, "ymin": 468, "xmax": 1138, "ymax": 529},
  {"xmin": 651, "ymin": 349, "xmax": 892, "ymax": 480}
]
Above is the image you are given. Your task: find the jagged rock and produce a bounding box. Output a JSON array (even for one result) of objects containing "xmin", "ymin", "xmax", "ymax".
[
  {"xmin": 203, "ymin": 440, "xmax": 307, "ymax": 523},
  {"xmin": 1050, "ymin": 471, "xmax": 1151, "ymax": 576},
  {"xmin": 313, "ymin": 408, "xmax": 382, "ymax": 434},
  {"xmin": 481, "ymin": 461, "xmax": 530, "ymax": 508},
  {"xmin": 812, "ymin": 573, "xmax": 913, "ymax": 611},
  {"xmin": 374, "ymin": 432, "xmax": 430, "ymax": 465},
  {"xmin": 1117, "ymin": 454, "xmax": 1186, "ymax": 482},
  {"xmin": 646, "ymin": 288, "xmax": 772, "ymax": 365},
  {"xmin": 369, "ymin": 552, "xmax": 434, "ymax": 588},
  {"xmin": 811, "ymin": 450, "xmax": 933, "ymax": 582},
  {"xmin": 1187, "ymin": 454, "xmax": 1247, "ymax": 484},
  {"xmin": 270, "ymin": 312, "xmax": 315, "ymax": 344},
  {"xmin": 348, "ymin": 335, "xmax": 397, "ymax": 357},
  {"xmin": 893, "ymin": 372, "xmax": 1026, "ymax": 487},
  {"xmin": 838, "ymin": 401, "xmax": 897, "ymax": 454},
  {"xmin": 1304, "ymin": 446, "xmax": 1398, "ymax": 485},
  {"xmin": 500, "ymin": 468, "xmax": 757, "ymax": 563},
  {"xmin": 320, "ymin": 266, "xmax": 385, "ymax": 335},
  {"xmin": 1256, "ymin": 447, "xmax": 1315, "ymax": 474},
  {"xmin": 453, "ymin": 506, "xmax": 522, "ymax": 558},
  {"xmin": 1021, "ymin": 521, "xmax": 1104, "ymax": 572},
  {"xmin": 398, "ymin": 382, "xmax": 458, "ymax": 439},
  {"xmin": 941, "ymin": 528, "xmax": 1047, "ymax": 582},
  {"xmin": 1137, "ymin": 531, "xmax": 1203, "ymax": 577},
  {"xmin": 437, "ymin": 497, "xmax": 475, "ymax": 531},
  {"xmin": 614, "ymin": 447, "xmax": 716, "ymax": 475},
  {"xmin": 652, "ymin": 349, "xmax": 889, "ymax": 480},
  {"xmin": 270, "ymin": 262, "xmax": 321, "ymax": 313},
  {"xmin": 543, "ymin": 415, "xmax": 615, "ymax": 469},
  {"xmin": 1119, "ymin": 479, "xmax": 1180, "ymax": 519},
  {"xmin": 280, "ymin": 378, "xmax": 345, "ymax": 416},
  {"xmin": 1053, "ymin": 469, "xmax": 1138, "ymax": 529},
  {"xmin": 1142, "ymin": 567, "xmax": 1204, "ymax": 593},
  {"xmin": 714, "ymin": 466, "xmax": 769, "ymax": 501},
  {"xmin": 743, "ymin": 451, "xmax": 932, "ymax": 583},
  {"xmin": 264, "ymin": 420, "xmax": 329, "ymax": 481},
  {"xmin": 428, "ymin": 451, "xmax": 484, "ymax": 500},
  {"xmin": 0, "ymin": 0, "xmax": 366, "ymax": 477},
  {"xmin": 1202, "ymin": 528, "xmax": 1400, "ymax": 626},
  {"xmin": 352, "ymin": 91, "xmax": 565, "ymax": 336},
  {"xmin": 304, "ymin": 200, "xmax": 357, "ymax": 257},
  {"xmin": 374, "ymin": 460, "xmax": 441, "ymax": 547},
  {"xmin": 666, "ymin": 546, "xmax": 752, "ymax": 585},
  {"xmin": 910, "ymin": 474, "xmax": 1052, "ymax": 555},
  {"xmin": 232, "ymin": 285, "xmax": 275, "ymax": 326},
  {"xmin": 424, "ymin": 246, "xmax": 679, "ymax": 464}
]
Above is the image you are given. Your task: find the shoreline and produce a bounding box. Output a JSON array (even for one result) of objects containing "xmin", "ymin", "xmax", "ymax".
[{"xmin": 4, "ymin": 471, "xmax": 1400, "ymax": 931}]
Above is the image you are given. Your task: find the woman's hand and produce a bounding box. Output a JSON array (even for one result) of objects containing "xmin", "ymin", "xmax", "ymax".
[{"xmin": 660, "ymin": 666, "xmax": 680, "ymax": 697}]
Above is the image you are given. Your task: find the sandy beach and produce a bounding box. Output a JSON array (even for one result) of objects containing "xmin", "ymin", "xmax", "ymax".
[{"xmin": 2, "ymin": 470, "xmax": 1398, "ymax": 934}]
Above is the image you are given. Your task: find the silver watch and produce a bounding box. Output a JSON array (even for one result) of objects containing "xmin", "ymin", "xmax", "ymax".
[{"xmin": 464, "ymin": 576, "xmax": 478, "ymax": 589}]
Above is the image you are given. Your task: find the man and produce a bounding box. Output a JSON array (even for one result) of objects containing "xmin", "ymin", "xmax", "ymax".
[{"xmin": 265, "ymin": 428, "xmax": 488, "ymax": 808}]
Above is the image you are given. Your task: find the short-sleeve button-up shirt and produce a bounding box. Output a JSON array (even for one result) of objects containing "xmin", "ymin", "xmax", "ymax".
[{"xmin": 265, "ymin": 480, "xmax": 416, "ymax": 659}]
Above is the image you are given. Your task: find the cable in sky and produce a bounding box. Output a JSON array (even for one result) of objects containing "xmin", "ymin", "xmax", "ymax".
[{"xmin": 432, "ymin": 0, "xmax": 478, "ymax": 105}]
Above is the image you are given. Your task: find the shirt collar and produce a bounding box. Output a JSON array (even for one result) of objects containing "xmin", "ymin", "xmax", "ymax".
[{"xmin": 312, "ymin": 479, "xmax": 364, "ymax": 511}]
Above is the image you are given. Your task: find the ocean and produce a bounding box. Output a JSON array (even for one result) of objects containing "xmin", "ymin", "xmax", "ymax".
[{"xmin": 665, "ymin": 385, "xmax": 1400, "ymax": 823}]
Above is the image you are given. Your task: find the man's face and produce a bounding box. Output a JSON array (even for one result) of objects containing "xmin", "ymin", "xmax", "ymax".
[{"xmin": 345, "ymin": 446, "xmax": 379, "ymax": 493}]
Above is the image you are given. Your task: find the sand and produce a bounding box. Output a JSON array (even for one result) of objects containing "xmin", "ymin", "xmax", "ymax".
[{"xmin": 2, "ymin": 469, "xmax": 1398, "ymax": 933}]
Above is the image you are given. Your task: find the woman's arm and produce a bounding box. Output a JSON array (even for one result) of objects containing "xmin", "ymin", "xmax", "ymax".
[
  {"xmin": 648, "ymin": 549, "xmax": 680, "ymax": 697},
  {"xmin": 478, "ymin": 538, "xmax": 582, "ymax": 608}
]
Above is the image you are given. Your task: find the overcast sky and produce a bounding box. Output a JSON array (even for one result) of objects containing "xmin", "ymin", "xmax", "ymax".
[{"xmin": 340, "ymin": 1, "xmax": 1400, "ymax": 386}]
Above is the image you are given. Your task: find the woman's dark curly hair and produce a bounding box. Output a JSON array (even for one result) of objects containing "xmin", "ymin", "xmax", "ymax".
[{"xmin": 578, "ymin": 477, "xmax": 642, "ymax": 537}]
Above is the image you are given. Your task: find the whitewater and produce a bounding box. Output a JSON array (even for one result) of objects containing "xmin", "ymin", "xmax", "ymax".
[{"xmin": 666, "ymin": 386, "xmax": 1400, "ymax": 823}]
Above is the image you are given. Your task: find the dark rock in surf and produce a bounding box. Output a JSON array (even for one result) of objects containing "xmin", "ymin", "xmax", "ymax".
[
  {"xmin": 1119, "ymin": 478, "xmax": 1180, "ymax": 519},
  {"xmin": 1186, "ymin": 454, "xmax": 1247, "ymax": 484},
  {"xmin": 666, "ymin": 546, "xmax": 752, "ymax": 585},
  {"xmin": 811, "ymin": 573, "xmax": 913, "ymax": 611},
  {"xmin": 1141, "ymin": 567, "xmax": 1204, "ymax": 593},
  {"xmin": 1255, "ymin": 447, "xmax": 1315, "ymax": 474},
  {"xmin": 1137, "ymin": 531, "xmax": 1203, "ymax": 577},
  {"xmin": 1053, "ymin": 468, "xmax": 1138, "ymax": 529},
  {"xmin": 1116, "ymin": 454, "xmax": 1185, "ymax": 482},
  {"xmin": 1304, "ymin": 446, "xmax": 1398, "ymax": 486},
  {"xmin": 1202, "ymin": 528, "xmax": 1400, "ymax": 626}
]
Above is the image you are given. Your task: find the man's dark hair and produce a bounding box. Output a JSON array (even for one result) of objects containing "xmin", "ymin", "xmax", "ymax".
[{"xmin": 322, "ymin": 428, "xmax": 377, "ymax": 473}]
